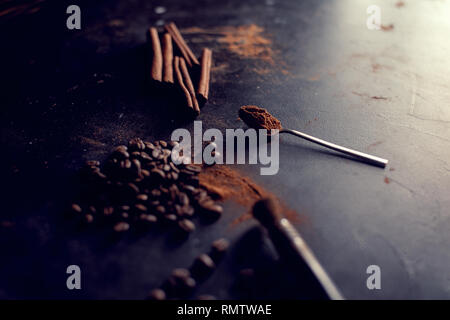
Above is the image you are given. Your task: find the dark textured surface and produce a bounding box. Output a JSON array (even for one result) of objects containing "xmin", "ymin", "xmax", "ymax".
[{"xmin": 0, "ymin": 0, "xmax": 449, "ymax": 299}]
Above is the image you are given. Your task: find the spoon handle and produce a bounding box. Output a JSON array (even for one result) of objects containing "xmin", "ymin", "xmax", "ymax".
[{"xmin": 280, "ymin": 128, "xmax": 388, "ymax": 168}]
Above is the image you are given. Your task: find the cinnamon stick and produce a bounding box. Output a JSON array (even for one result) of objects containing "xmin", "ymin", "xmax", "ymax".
[
  {"xmin": 164, "ymin": 22, "xmax": 199, "ymax": 68},
  {"xmin": 162, "ymin": 33, "xmax": 174, "ymax": 84},
  {"xmin": 174, "ymin": 56, "xmax": 200, "ymax": 116},
  {"xmin": 148, "ymin": 27, "xmax": 162, "ymax": 82},
  {"xmin": 179, "ymin": 57, "xmax": 200, "ymax": 114},
  {"xmin": 197, "ymin": 48, "xmax": 212, "ymax": 106}
]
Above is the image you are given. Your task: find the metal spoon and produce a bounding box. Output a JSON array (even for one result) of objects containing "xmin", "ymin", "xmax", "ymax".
[{"xmin": 279, "ymin": 128, "xmax": 388, "ymax": 168}]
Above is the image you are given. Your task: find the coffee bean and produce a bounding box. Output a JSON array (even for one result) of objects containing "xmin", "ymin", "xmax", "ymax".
[
  {"xmin": 141, "ymin": 169, "xmax": 150, "ymax": 178},
  {"xmin": 130, "ymin": 151, "xmax": 141, "ymax": 158},
  {"xmin": 126, "ymin": 182, "xmax": 140, "ymax": 195},
  {"xmin": 85, "ymin": 214, "xmax": 94, "ymax": 223},
  {"xmin": 166, "ymin": 268, "xmax": 196, "ymax": 297},
  {"xmin": 150, "ymin": 168, "xmax": 165, "ymax": 180},
  {"xmin": 152, "ymin": 149, "xmax": 161, "ymax": 158},
  {"xmin": 71, "ymin": 203, "xmax": 82, "ymax": 214},
  {"xmin": 198, "ymin": 200, "xmax": 222, "ymax": 221},
  {"xmin": 182, "ymin": 205, "xmax": 195, "ymax": 217},
  {"xmin": 134, "ymin": 204, "xmax": 147, "ymax": 213},
  {"xmin": 171, "ymin": 268, "xmax": 190, "ymax": 279},
  {"xmin": 177, "ymin": 192, "xmax": 189, "ymax": 206},
  {"xmin": 119, "ymin": 205, "xmax": 130, "ymax": 211},
  {"xmin": 162, "ymin": 149, "xmax": 171, "ymax": 158},
  {"xmin": 159, "ymin": 140, "xmax": 167, "ymax": 148},
  {"xmin": 114, "ymin": 145, "xmax": 128, "ymax": 152},
  {"xmin": 120, "ymin": 159, "xmax": 131, "ymax": 169},
  {"xmin": 150, "ymin": 189, "xmax": 161, "ymax": 198},
  {"xmin": 150, "ymin": 200, "xmax": 160, "ymax": 207},
  {"xmin": 144, "ymin": 141, "xmax": 155, "ymax": 150},
  {"xmin": 128, "ymin": 138, "xmax": 145, "ymax": 151},
  {"xmin": 148, "ymin": 288, "xmax": 166, "ymax": 300},
  {"xmin": 140, "ymin": 152, "xmax": 152, "ymax": 162},
  {"xmin": 113, "ymin": 146, "xmax": 129, "ymax": 159},
  {"xmin": 210, "ymin": 238, "xmax": 230, "ymax": 262},
  {"xmin": 169, "ymin": 162, "xmax": 180, "ymax": 173},
  {"xmin": 163, "ymin": 214, "xmax": 177, "ymax": 225},
  {"xmin": 155, "ymin": 205, "xmax": 166, "ymax": 215},
  {"xmin": 113, "ymin": 221, "xmax": 129, "ymax": 232},
  {"xmin": 139, "ymin": 214, "xmax": 157, "ymax": 226},
  {"xmin": 168, "ymin": 185, "xmax": 178, "ymax": 200},
  {"xmin": 177, "ymin": 219, "xmax": 195, "ymax": 235},
  {"xmin": 182, "ymin": 185, "xmax": 196, "ymax": 195},
  {"xmin": 191, "ymin": 254, "xmax": 215, "ymax": 279},
  {"xmin": 174, "ymin": 204, "xmax": 183, "ymax": 216},
  {"xmin": 131, "ymin": 159, "xmax": 141, "ymax": 172},
  {"xmin": 136, "ymin": 194, "xmax": 148, "ymax": 202},
  {"xmin": 103, "ymin": 206, "xmax": 114, "ymax": 216}
]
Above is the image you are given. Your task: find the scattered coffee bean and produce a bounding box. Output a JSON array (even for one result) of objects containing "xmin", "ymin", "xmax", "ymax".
[
  {"xmin": 163, "ymin": 214, "xmax": 178, "ymax": 225},
  {"xmin": 210, "ymin": 238, "xmax": 230, "ymax": 262},
  {"xmin": 148, "ymin": 288, "xmax": 166, "ymax": 300},
  {"xmin": 165, "ymin": 268, "xmax": 196, "ymax": 297},
  {"xmin": 71, "ymin": 139, "xmax": 223, "ymax": 235},
  {"xmin": 85, "ymin": 214, "xmax": 94, "ymax": 224},
  {"xmin": 139, "ymin": 214, "xmax": 157, "ymax": 227},
  {"xmin": 103, "ymin": 206, "xmax": 114, "ymax": 216},
  {"xmin": 136, "ymin": 194, "xmax": 148, "ymax": 202},
  {"xmin": 134, "ymin": 204, "xmax": 148, "ymax": 213},
  {"xmin": 71, "ymin": 203, "xmax": 82, "ymax": 214},
  {"xmin": 198, "ymin": 200, "xmax": 223, "ymax": 221},
  {"xmin": 113, "ymin": 221, "xmax": 130, "ymax": 232},
  {"xmin": 191, "ymin": 253, "xmax": 215, "ymax": 279},
  {"xmin": 177, "ymin": 219, "xmax": 195, "ymax": 237}
]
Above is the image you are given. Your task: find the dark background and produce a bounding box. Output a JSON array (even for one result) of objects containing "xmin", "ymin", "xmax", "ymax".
[{"xmin": 0, "ymin": 0, "xmax": 449, "ymax": 299}]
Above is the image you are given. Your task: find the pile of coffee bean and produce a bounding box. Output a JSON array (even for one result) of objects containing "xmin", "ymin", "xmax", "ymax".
[
  {"xmin": 70, "ymin": 138, "xmax": 223, "ymax": 236},
  {"xmin": 148, "ymin": 238, "xmax": 230, "ymax": 300}
]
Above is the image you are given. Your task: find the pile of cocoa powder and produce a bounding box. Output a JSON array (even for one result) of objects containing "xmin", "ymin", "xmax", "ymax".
[{"xmin": 198, "ymin": 165, "xmax": 300, "ymax": 225}]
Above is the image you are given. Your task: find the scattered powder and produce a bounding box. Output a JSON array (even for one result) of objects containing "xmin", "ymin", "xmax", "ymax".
[
  {"xmin": 217, "ymin": 24, "xmax": 274, "ymax": 65},
  {"xmin": 238, "ymin": 105, "xmax": 282, "ymax": 131},
  {"xmin": 181, "ymin": 25, "xmax": 287, "ymax": 75},
  {"xmin": 381, "ymin": 24, "xmax": 394, "ymax": 31},
  {"xmin": 199, "ymin": 165, "xmax": 301, "ymax": 225}
]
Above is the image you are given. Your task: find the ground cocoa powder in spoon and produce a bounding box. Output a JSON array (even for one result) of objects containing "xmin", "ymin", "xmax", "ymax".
[{"xmin": 238, "ymin": 105, "xmax": 282, "ymax": 131}]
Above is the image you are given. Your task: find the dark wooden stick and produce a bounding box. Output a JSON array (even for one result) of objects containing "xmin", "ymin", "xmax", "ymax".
[
  {"xmin": 148, "ymin": 27, "xmax": 162, "ymax": 82},
  {"xmin": 162, "ymin": 33, "xmax": 174, "ymax": 84},
  {"xmin": 197, "ymin": 48, "xmax": 212, "ymax": 106},
  {"xmin": 164, "ymin": 22, "xmax": 199, "ymax": 68}
]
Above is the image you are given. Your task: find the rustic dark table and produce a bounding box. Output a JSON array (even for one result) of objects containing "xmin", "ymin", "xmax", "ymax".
[{"xmin": 0, "ymin": 0, "xmax": 449, "ymax": 299}]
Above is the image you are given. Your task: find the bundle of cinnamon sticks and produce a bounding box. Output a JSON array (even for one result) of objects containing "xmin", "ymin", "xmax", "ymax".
[{"xmin": 147, "ymin": 22, "xmax": 212, "ymax": 117}]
